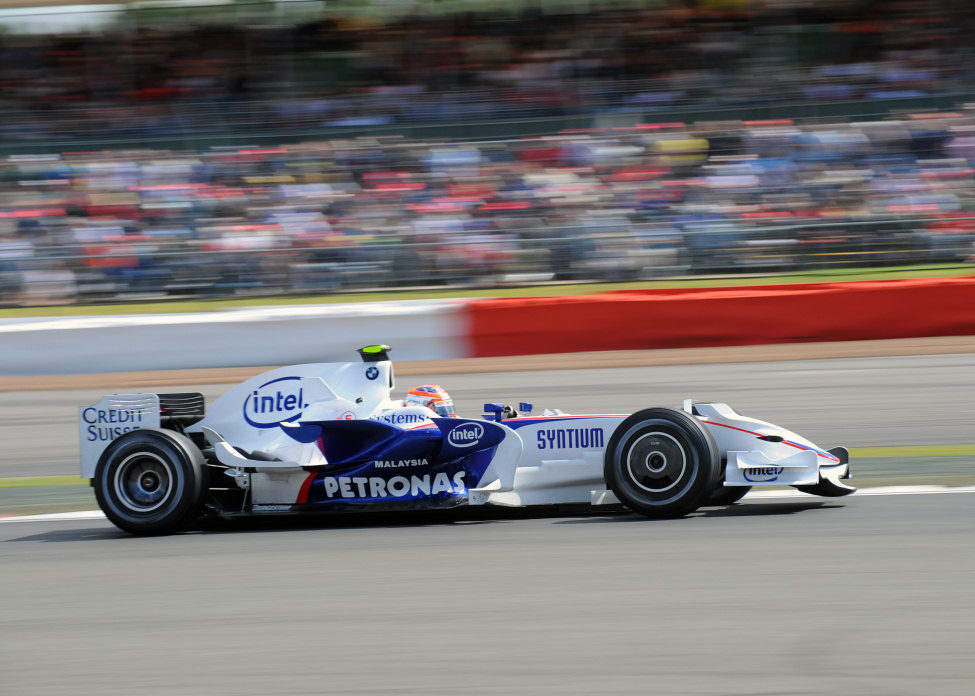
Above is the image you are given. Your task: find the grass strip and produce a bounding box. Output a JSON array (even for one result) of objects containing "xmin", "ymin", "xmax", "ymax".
[
  {"xmin": 851, "ymin": 475, "xmax": 975, "ymax": 488},
  {"xmin": 0, "ymin": 476, "xmax": 87, "ymax": 488},
  {"xmin": 0, "ymin": 502, "xmax": 98, "ymax": 517},
  {"xmin": 850, "ymin": 445, "xmax": 975, "ymax": 458},
  {"xmin": 1, "ymin": 264, "xmax": 972, "ymax": 319}
]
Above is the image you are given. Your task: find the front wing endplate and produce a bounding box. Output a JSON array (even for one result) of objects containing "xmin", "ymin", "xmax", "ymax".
[{"xmin": 723, "ymin": 450, "xmax": 820, "ymax": 487}]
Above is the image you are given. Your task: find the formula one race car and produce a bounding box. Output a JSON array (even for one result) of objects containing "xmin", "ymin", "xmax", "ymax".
[{"xmin": 79, "ymin": 345, "xmax": 854, "ymax": 534}]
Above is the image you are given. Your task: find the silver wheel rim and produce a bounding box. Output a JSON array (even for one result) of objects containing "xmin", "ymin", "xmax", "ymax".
[
  {"xmin": 113, "ymin": 452, "xmax": 174, "ymax": 513},
  {"xmin": 625, "ymin": 431, "xmax": 686, "ymax": 494}
]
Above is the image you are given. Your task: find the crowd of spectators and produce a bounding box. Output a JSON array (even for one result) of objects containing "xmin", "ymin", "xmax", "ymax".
[
  {"xmin": 2, "ymin": 111, "xmax": 975, "ymax": 306},
  {"xmin": 2, "ymin": 1, "xmax": 975, "ymax": 306},
  {"xmin": 1, "ymin": 2, "xmax": 975, "ymax": 143}
]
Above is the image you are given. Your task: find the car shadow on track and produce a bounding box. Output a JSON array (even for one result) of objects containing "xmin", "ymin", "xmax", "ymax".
[
  {"xmin": 4, "ymin": 499, "xmax": 847, "ymax": 542},
  {"xmin": 4, "ymin": 526, "xmax": 131, "ymax": 543},
  {"xmin": 2, "ymin": 508, "xmax": 532, "ymax": 542},
  {"xmin": 197, "ymin": 499, "xmax": 844, "ymax": 533},
  {"xmin": 552, "ymin": 499, "xmax": 844, "ymax": 524},
  {"xmin": 700, "ymin": 500, "xmax": 844, "ymax": 517}
]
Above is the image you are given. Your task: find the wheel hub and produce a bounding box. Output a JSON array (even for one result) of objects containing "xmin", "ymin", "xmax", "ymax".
[
  {"xmin": 645, "ymin": 451, "xmax": 668, "ymax": 473},
  {"xmin": 114, "ymin": 452, "xmax": 174, "ymax": 513},
  {"xmin": 626, "ymin": 431, "xmax": 687, "ymax": 493}
]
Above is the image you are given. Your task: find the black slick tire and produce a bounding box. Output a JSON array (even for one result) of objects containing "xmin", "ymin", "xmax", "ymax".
[
  {"xmin": 93, "ymin": 428, "xmax": 206, "ymax": 535},
  {"xmin": 604, "ymin": 408, "xmax": 720, "ymax": 518},
  {"xmin": 707, "ymin": 483, "xmax": 751, "ymax": 506}
]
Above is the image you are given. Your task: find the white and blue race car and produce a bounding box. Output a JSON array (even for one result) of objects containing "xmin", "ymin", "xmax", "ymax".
[{"xmin": 80, "ymin": 346, "xmax": 854, "ymax": 534}]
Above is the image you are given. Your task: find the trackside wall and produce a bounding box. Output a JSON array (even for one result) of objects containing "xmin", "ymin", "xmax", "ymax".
[
  {"xmin": 2, "ymin": 277, "xmax": 973, "ymax": 375},
  {"xmin": 461, "ymin": 277, "xmax": 975, "ymax": 357},
  {"xmin": 0, "ymin": 300, "xmax": 469, "ymax": 375}
]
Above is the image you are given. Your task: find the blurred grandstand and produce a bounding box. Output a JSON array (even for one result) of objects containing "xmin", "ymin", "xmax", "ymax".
[{"xmin": 1, "ymin": 0, "xmax": 974, "ymax": 306}]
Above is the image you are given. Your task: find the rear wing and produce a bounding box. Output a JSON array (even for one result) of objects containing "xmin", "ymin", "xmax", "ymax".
[{"xmin": 79, "ymin": 394, "xmax": 161, "ymax": 478}]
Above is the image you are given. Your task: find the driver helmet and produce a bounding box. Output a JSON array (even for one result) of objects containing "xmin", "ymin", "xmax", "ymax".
[{"xmin": 404, "ymin": 385, "xmax": 457, "ymax": 418}]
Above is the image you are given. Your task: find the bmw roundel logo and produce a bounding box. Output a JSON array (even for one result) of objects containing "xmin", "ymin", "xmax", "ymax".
[{"xmin": 365, "ymin": 366, "xmax": 379, "ymax": 380}]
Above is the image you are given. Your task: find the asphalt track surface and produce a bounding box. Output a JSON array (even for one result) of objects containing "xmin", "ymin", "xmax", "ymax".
[
  {"xmin": 3, "ymin": 351, "xmax": 974, "ymax": 478},
  {"xmin": 2, "ymin": 490, "xmax": 974, "ymax": 696},
  {"xmin": 3, "ymin": 352, "xmax": 975, "ymax": 694}
]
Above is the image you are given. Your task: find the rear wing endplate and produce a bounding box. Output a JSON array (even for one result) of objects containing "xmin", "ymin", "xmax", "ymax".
[{"xmin": 79, "ymin": 394, "xmax": 161, "ymax": 478}]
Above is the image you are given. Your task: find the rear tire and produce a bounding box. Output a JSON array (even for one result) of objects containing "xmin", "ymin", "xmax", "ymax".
[
  {"xmin": 93, "ymin": 428, "xmax": 206, "ymax": 535},
  {"xmin": 604, "ymin": 408, "xmax": 720, "ymax": 518}
]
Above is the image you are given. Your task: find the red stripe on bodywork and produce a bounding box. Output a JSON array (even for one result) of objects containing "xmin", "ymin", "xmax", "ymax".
[
  {"xmin": 505, "ymin": 414, "xmax": 627, "ymax": 422},
  {"xmin": 703, "ymin": 420, "xmax": 840, "ymax": 462},
  {"xmin": 296, "ymin": 472, "xmax": 317, "ymax": 504}
]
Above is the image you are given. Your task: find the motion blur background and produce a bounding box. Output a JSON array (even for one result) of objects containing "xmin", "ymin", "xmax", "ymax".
[{"xmin": 1, "ymin": 0, "xmax": 974, "ymax": 306}]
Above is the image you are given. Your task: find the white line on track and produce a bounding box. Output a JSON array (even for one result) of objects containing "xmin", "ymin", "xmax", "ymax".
[
  {"xmin": 3, "ymin": 485, "xmax": 975, "ymax": 524},
  {"xmin": 0, "ymin": 510, "xmax": 106, "ymax": 523}
]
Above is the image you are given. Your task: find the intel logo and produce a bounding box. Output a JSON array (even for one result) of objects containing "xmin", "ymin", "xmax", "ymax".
[
  {"xmin": 447, "ymin": 422, "xmax": 484, "ymax": 448},
  {"xmin": 243, "ymin": 376, "xmax": 305, "ymax": 428},
  {"xmin": 743, "ymin": 466, "xmax": 784, "ymax": 483}
]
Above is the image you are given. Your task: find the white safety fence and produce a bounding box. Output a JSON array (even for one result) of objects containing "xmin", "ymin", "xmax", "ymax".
[{"xmin": 0, "ymin": 299, "xmax": 469, "ymax": 375}]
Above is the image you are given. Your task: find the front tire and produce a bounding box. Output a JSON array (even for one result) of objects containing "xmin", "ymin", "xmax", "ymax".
[
  {"xmin": 93, "ymin": 428, "xmax": 206, "ymax": 535},
  {"xmin": 604, "ymin": 408, "xmax": 720, "ymax": 518},
  {"xmin": 707, "ymin": 483, "xmax": 751, "ymax": 506}
]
